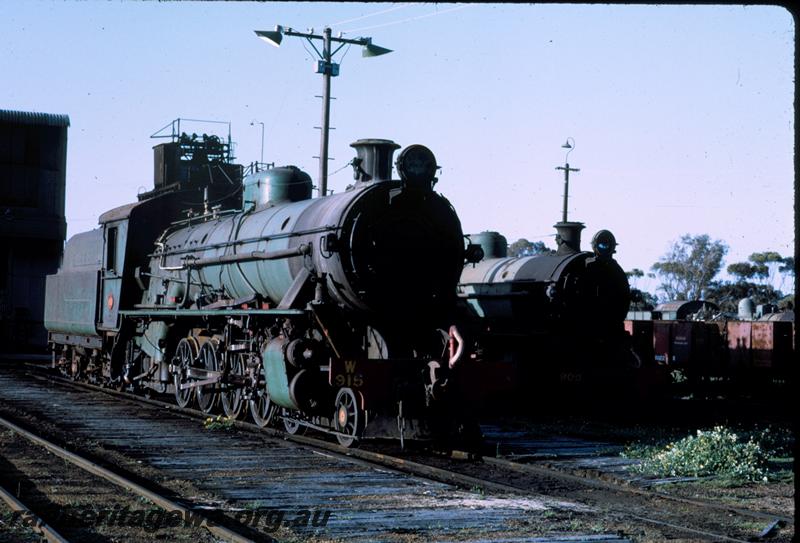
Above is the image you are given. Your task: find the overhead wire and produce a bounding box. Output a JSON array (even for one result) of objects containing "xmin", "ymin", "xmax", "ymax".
[
  {"xmin": 324, "ymin": 4, "xmax": 413, "ymax": 29},
  {"xmin": 342, "ymin": 4, "xmax": 469, "ymax": 34},
  {"xmin": 338, "ymin": 43, "xmax": 353, "ymax": 65},
  {"xmin": 330, "ymin": 159, "xmax": 356, "ymax": 177},
  {"xmin": 284, "ymin": 5, "xmax": 471, "ymax": 189},
  {"xmin": 300, "ymin": 39, "xmax": 318, "ymax": 60}
]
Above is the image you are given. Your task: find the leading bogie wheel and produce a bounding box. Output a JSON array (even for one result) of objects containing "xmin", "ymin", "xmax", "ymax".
[
  {"xmin": 281, "ymin": 408, "xmax": 305, "ymax": 435},
  {"xmin": 249, "ymin": 388, "xmax": 276, "ymax": 427},
  {"xmin": 334, "ymin": 387, "xmax": 363, "ymax": 447}
]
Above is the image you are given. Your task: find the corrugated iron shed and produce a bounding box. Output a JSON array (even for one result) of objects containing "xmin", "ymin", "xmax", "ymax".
[
  {"xmin": 1, "ymin": 107, "xmax": 69, "ymax": 352},
  {"xmin": 0, "ymin": 109, "xmax": 70, "ymax": 127},
  {"xmin": 654, "ymin": 300, "xmax": 719, "ymax": 320}
]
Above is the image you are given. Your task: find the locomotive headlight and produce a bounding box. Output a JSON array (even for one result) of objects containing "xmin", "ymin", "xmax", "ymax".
[
  {"xmin": 591, "ymin": 229, "xmax": 617, "ymax": 258},
  {"xmin": 396, "ymin": 144, "xmax": 438, "ymax": 190}
]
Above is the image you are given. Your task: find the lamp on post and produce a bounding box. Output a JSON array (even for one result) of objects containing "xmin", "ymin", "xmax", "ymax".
[
  {"xmin": 555, "ymin": 137, "xmax": 580, "ymax": 223},
  {"xmin": 255, "ymin": 25, "xmax": 392, "ymax": 197},
  {"xmin": 553, "ymin": 137, "xmax": 585, "ymax": 253}
]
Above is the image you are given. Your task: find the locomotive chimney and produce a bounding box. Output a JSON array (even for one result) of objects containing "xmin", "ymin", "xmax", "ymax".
[
  {"xmin": 350, "ymin": 139, "xmax": 401, "ymax": 182},
  {"xmin": 553, "ymin": 221, "xmax": 585, "ymax": 254}
]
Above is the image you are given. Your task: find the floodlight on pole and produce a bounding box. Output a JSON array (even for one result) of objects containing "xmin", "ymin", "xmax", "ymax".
[
  {"xmin": 362, "ymin": 41, "xmax": 393, "ymax": 57},
  {"xmin": 254, "ymin": 25, "xmax": 391, "ymax": 197},
  {"xmin": 255, "ymin": 27, "xmax": 283, "ymax": 47},
  {"xmin": 555, "ymin": 137, "xmax": 580, "ymax": 223}
]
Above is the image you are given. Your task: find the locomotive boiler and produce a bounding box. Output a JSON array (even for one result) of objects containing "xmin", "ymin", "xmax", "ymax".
[{"xmin": 45, "ymin": 135, "xmax": 470, "ymax": 446}]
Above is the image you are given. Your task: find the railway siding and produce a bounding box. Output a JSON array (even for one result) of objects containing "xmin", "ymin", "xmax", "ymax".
[
  {"xmin": 0, "ymin": 419, "xmax": 224, "ymax": 542},
  {"xmin": 0, "ymin": 368, "xmax": 598, "ymax": 542}
]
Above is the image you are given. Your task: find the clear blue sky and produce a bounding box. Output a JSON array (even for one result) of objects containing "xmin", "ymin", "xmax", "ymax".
[{"xmin": 2, "ymin": 3, "xmax": 794, "ymax": 295}]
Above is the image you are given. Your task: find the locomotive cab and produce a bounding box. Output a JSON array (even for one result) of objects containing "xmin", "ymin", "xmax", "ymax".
[{"xmin": 97, "ymin": 208, "xmax": 131, "ymax": 331}]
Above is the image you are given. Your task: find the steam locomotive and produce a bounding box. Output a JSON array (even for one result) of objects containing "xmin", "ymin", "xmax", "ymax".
[
  {"xmin": 44, "ymin": 132, "xmax": 472, "ymax": 446},
  {"xmin": 455, "ymin": 223, "xmax": 636, "ymax": 408}
]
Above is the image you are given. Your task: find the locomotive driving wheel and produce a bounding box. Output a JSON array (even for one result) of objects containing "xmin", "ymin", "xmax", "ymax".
[
  {"xmin": 173, "ymin": 337, "xmax": 198, "ymax": 408},
  {"xmin": 221, "ymin": 353, "xmax": 246, "ymax": 419},
  {"xmin": 196, "ymin": 339, "xmax": 221, "ymax": 414},
  {"xmin": 333, "ymin": 387, "xmax": 363, "ymax": 447}
]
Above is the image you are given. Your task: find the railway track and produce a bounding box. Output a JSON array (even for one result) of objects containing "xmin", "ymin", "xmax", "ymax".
[
  {"xmin": 0, "ymin": 363, "xmax": 793, "ymax": 542},
  {"xmin": 0, "ymin": 412, "xmax": 252, "ymax": 542},
  {"xmin": 0, "ymin": 478, "xmax": 67, "ymax": 543},
  {"xmin": 0, "ymin": 365, "xmax": 605, "ymax": 542},
  {"xmin": 478, "ymin": 423, "xmax": 793, "ymax": 526}
]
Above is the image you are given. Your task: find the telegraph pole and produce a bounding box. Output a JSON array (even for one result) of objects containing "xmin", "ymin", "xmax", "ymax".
[{"xmin": 319, "ymin": 27, "xmax": 333, "ymax": 197}]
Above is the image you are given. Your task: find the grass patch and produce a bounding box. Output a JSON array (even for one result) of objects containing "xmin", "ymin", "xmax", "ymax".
[
  {"xmin": 203, "ymin": 415, "xmax": 235, "ymax": 431},
  {"xmin": 622, "ymin": 426, "xmax": 785, "ymax": 483}
]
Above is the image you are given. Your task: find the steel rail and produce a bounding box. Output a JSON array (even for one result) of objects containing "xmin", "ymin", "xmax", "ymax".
[
  {"xmin": 483, "ymin": 456, "xmax": 794, "ymax": 526},
  {"xmin": 30, "ymin": 372, "xmax": 531, "ymax": 496},
  {"xmin": 0, "ymin": 413, "xmax": 256, "ymax": 543},
  {"xmin": 0, "ymin": 481, "xmax": 70, "ymax": 543},
  {"xmin": 621, "ymin": 512, "xmax": 755, "ymax": 543},
  {"xmin": 25, "ymin": 370, "xmax": 578, "ymax": 498},
  {"xmin": 483, "ymin": 460, "xmax": 779, "ymax": 543}
]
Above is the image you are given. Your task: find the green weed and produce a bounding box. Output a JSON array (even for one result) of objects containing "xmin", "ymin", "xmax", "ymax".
[{"xmin": 622, "ymin": 426, "xmax": 769, "ymax": 483}]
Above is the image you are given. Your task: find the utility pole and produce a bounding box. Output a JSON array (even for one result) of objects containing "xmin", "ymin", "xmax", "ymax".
[
  {"xmin": 555, "ymin": 137, "xmax": 580, "ymax": 222},
  {"xmin": 255, "ymin": 26, "xmax": 392, "ymax": 197},
  {"xmin": 318, "ymin": 27, "xmax": 333, "ymax": 197}
]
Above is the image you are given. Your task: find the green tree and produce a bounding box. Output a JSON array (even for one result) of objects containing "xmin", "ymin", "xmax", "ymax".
[
  {"xmin": 626, "ymin": 268, "xmax": 657, "ymax": 309},
  {"xmin": 626, "ymin": 268, "xmax": 645, "ymax": 281},
  {"xmin": 746, "ymin": 251, "xmax": 784, "ymax": 285},
  {"xmin": 709, "ymin": 251, "xmax": 793, "ymax": 313},
  {"xmin": 778, "ymin": 256, "xmax": 794, "ymax": 293},
  {"xmin": 651, "ymin": 234, "xmax": 728, "ymax": 301},
  {"xmin": 727, "ymin": 251, "xmax": 794, "ymax": 293},
  {"xmin": 530, "ymin": 240, "xmax": 555, "ymax": 255},
  {"xmin": 508, "ymin": 238, "xmax": 555, "ymax": 257},
  {"xmin": 508, "ymin": 238, "xmax": 532, "ymax": 257},
  {"xmin": 727, "ymin": 262, "xmax": 765, "ymax": 282},
  {"xmin": 629, "ymin": 288, "xmax": 659, "ymax": 311},
  {"xmin": 704, "ymin": 281, "xmax": 783, "ymax": 314}
]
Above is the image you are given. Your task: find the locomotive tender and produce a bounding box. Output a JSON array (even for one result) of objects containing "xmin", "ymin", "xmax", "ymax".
[{"xmin": 45, "ymin": 134, "xmax": 470, "ymax": 446}]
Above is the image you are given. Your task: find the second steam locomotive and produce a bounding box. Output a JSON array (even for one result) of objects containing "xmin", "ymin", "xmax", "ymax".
[{"xmin": 456, "ymin": 223, "xmax": 636, "ymax": 407}]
